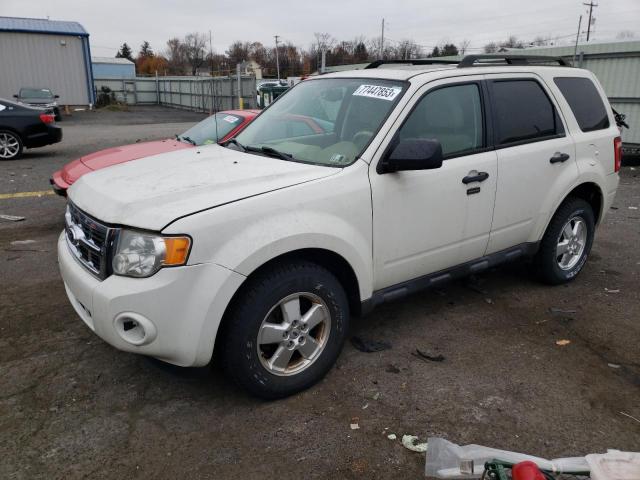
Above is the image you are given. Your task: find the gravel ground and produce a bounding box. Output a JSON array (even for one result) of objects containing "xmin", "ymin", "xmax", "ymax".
[{"xmin": 0, "ymin": 106, "xmax": 638, "ymax": 479}]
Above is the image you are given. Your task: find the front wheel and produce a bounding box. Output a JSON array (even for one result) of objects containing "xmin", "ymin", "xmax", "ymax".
[
  {"xmin": 220, "ymin": 261, "xmax": 349, "ymax": 399},
  {"xmin": 534, "ymin": 197, "xmax": 595, "ymax": 284}
]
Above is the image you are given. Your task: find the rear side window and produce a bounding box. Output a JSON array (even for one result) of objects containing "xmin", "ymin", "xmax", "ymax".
[
  {"xmin": 554, "ymin": 77, "xmax": 610, "ymax": 132},
  {"xmin": 491, "ymin": 80, "xmax": 561, "ymax": 145}
]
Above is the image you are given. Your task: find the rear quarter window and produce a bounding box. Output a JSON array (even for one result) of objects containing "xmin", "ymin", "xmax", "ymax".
[{"xmin": 554, "ymin": 77, "xmax": 610, "ymax": 132}]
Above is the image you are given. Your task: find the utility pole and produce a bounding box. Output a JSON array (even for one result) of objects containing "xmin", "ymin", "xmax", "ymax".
[
  {"xmin": 274, "ymin": 35, "xmax": 281, "ymax": 82},
  {"xmin": 380, "ymin": 18, "xmax": 385, "ymax": 59},
  {"xmin": 209, "ymin": 30, "xmax": 214, "ymax": 114},
  {"xmin": 573, "ymin": 15, "xmax": 582, "ymax": 65},
  {"xmin": 583, "ymin": 1, "xmax": 597, "ymax": 41}
]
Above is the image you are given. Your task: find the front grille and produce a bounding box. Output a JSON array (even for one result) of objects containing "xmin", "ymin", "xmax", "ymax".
[{"xmin": 65, "ymin": 202, "xmax": 115, "ymax": 279}]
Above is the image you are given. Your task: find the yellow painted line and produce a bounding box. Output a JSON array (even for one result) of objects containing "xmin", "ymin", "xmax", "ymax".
[{"xmin": 0, "ymin": 190, "xmax": 55, "ymax": 200}]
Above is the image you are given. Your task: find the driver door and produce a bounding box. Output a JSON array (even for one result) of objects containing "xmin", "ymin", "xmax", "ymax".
[{"xmin": 370, "ymin": 79, "xmax": 498, "ymax": 290}]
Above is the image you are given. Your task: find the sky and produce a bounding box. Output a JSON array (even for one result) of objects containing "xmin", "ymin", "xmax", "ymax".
[{"xmin": 2, "ymin": 0, "xmax": 639, "ymax": 58}]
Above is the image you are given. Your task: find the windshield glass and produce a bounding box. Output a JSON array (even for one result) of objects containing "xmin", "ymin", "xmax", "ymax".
[
  {"xmin": 180, "ymin": 113, "xmax": 244, "ymax": 145},
  {"xmin": 234, "ymin": 78, "xmax": 406, "ymax": 166},
  {"xmin": 20, "ymin": 88, "xmax": 53, "ymax": 99}
]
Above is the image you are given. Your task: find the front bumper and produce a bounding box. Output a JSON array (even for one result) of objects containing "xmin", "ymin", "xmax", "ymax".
[{"xmin": 58, "ymin": 232, "xmax": 246, "ymax": 366}]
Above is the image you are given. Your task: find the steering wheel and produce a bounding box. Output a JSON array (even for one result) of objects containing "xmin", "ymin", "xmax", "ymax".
[{"xmin": 352, "ymin": 130, "xmax": 374, "ymax": 147}]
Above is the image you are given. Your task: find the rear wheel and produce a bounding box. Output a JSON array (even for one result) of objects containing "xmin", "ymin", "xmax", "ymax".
[
  {"xmin": 220, "ymin": 261, "xmax": 349, "ymax": 399},
  {"xmin": 534, "ymin": 197, "xmax": 595, "ymax": 284},
  {"xmin": 0, "ymin": 131, "xmax": 23, "ymax": 160}
]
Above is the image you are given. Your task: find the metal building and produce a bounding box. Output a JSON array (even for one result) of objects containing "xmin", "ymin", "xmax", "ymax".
[
  {"xmin": 92, "ymin": 57, "xmax": 136, "ymax": 78},
  {"xmin": 0, "ymin": 16, "xmax": 94, "ymax": 106}
]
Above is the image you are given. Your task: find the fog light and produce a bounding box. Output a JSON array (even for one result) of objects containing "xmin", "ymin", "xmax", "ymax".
[{"xmin": 114, "ymin": 312, "xmax": 157, "ymax": 346}]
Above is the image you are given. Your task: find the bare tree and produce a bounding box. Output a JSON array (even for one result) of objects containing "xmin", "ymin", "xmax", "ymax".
[
  {"xmin": 183, "ymin": 32, "xmax": 208, "ymax": 75},
  {"xmin": 164, "ymin": 38, "xmax": 186, "ymax": 74},
  {"xmin": 458, "ymin": 39, "xmax": 471, "ymax": 55},
  {"xmin": 483, "ymin": 42, "xmax": 498, "ymax": 53}
]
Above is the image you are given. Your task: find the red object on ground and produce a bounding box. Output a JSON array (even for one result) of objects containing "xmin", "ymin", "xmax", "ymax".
[
  {"xmin": 511, "ymin": 461, "xmax": 546, "ymax": 480},
  {"xmin": 50, "ymin": 109, "xmax": 259, "ymax": 195}
]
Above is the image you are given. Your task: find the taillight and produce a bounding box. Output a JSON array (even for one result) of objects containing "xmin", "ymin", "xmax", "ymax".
[
  {"xmin": 39, "ymin": 113, "xmax": 55, "ymax": 124},
  {"xmin": 614, "ymin": 136, "xmax": 622, "ymax": 173}
]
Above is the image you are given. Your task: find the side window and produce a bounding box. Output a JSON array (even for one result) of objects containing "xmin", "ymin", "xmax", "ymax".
[
  {"xmin": 491, "ymin": 80, "xmax": 560, "ymax": 145},
  {"xmin": 554, "ymin": 77, "xmax": 610, "ymax": 132},
  {"xmin": 398, "ymin": 83, "xmax": 484, "ymax": 157}
]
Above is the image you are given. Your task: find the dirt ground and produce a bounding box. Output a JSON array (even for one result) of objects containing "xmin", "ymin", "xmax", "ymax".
[{"xmin": 0, "ymin": 106, "xmax": 638, "ymax": 479}]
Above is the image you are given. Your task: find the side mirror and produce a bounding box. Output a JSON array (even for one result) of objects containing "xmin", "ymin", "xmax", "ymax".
[
  {"xmin": 13, "ymin": 94, "xmax": 18, "ymax": 98},
  {"xmin": 377, "ymin": 137, "xmax": 443, "ymax": 174},
  {"xmin": 54, "ymin": 95, "xmax": 60, "ymax": 99}
]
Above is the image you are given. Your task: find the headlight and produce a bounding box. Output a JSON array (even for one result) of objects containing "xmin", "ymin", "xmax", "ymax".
[{"xmin": 112, "ymin": 229, "xmax": 191, "ymax": 278}]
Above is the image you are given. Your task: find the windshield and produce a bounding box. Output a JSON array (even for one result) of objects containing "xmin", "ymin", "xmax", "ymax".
[
  {"xmin": 179, "ymin": 113, "xmax": 244, "ymax": 145},
  {"xmin": 234, "ymin": 78, "xmax": 406, "ymax": 166},
  {"xmin": 20, "ymin": 88, "xmax": 54, "ymax": 99}
]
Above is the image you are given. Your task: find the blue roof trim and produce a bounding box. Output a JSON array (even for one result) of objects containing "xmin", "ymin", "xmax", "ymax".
[{"xmin": 0, "ymin": 16, "xmax": 88, "ymax": 37}]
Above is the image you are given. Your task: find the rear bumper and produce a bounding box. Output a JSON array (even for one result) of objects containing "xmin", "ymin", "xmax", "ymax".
[{"xmin": 24, "ymin": 125, "xmax": 62, "ymax": 148}]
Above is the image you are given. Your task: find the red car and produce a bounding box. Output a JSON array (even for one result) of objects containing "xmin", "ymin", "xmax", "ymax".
[{"xmin": 50, "ymin": 109, "xmax": 260, "ymax": 195}]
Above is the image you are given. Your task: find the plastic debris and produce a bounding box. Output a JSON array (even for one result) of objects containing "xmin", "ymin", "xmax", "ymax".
[
  {"xmin": 402, "ymin": 435, "xmax": 428, "ymax": 453},
  {"xmin": 619, "ymin": 411, "xmax": 640, "ymax": 424},
  {"xmin": 350, "ymin": 336, "xmax": 391, "ymax": 353},
  {"xmin": 350, "ymin": 423, "xmax": 360, "ymax": 430},
  {"xmin": 413, "ymin": 349, "xmax": 445, "ymax": 362},
  {"xmin": 555, "ymin": 339, "xmax": 571, "ymax": 346},
  {"xmin": 385, "ymin": 364, "xmax": 400, "ymax": 373},
  {"xmin": 587, "ymin": 451, "xmax": 640, "ymax": 480},
  {"xmin": 604, "ymin": 288, "xmax": 621, "ymax": 294},
  {"xmin": 372, "ymin": 392, "xmax": 380, "ymax": 401},
  {"xmin": 387, "ymin": 433, "xmax": 397, "ymax": 440},
  {"xmin": 0, "ymin": 214, "xmax": 25, "ymax": 222},
  {"xmin": 549, "ymin": 307, "xmax": 577, "ymax": 315},
  {"xmin": 629, "ymin": 206, "xmax": 638, "ymax": 210},
  {"xmin": 10, "ymin": 240, "xmax": 36, "ymax": 246},
  {"xmin": 608, "ymin": 363, "xmax": 621, "ymax": 369},
  {"xmin": 425, "ymin": 437, "xmax": 590, "ymax": 478}
]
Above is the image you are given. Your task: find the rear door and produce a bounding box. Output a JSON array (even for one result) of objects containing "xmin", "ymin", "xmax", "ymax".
[{"xmin": 484, "ymin": 74, "xmax": 578, "ymax": 254}]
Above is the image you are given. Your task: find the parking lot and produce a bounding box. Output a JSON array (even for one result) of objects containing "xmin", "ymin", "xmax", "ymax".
[{"xmin": 1, "ymin": 106, "xmax": 638, "ymax": 479}]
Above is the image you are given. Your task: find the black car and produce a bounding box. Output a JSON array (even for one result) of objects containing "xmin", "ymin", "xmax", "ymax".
[
  {"xmin": 14, "ymin": 87, "xmax": 61, "ymax": 121},
  {"xmin": 0, "ymin": 99, "xmax": 62, "ymax": 160}
]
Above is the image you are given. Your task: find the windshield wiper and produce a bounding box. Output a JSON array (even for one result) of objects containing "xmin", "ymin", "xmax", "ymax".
[
  {"xmin": 246, "ymin": 145, "xmax": 295, "ymax": 162},
  {"xmin": 176, "ymin": 134, "xmax": 196, "ymax": 145},
  {"xmin": 224, "ymin": 138, "xmax": 246, "ymax": 152}
]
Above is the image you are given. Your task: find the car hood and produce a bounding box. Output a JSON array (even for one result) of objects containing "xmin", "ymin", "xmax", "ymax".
[
  {"xmin": 79, "ymin": 139, "xmax": 192, "ymax": 170},
  {"xmin": 68, "ymin": 145, "xmax": 339, "ymax": 230}
]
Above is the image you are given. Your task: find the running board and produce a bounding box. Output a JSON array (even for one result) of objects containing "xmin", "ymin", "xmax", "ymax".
[{"xmin": 362, "ymin": 242, "xmax": 539, "ymax": 313}]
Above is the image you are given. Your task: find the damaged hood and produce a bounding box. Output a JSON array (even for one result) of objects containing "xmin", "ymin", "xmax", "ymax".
[{"xmin": 68, "ymin": 144, "xmax": 338, "ymax": 230}]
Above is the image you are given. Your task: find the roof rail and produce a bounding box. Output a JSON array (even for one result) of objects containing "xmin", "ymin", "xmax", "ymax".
[
  {"xmin": 365, "ymin": 59, "xmax": 459, "ymax": 69},
  {"xmin": 458, "ymin": 55, "xmax": 571, "ymax": 68}
]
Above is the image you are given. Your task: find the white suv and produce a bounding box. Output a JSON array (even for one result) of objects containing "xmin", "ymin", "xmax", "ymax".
[{"xmin": 58, "ymin": 55, "xmax": 621, "ymax": 398}]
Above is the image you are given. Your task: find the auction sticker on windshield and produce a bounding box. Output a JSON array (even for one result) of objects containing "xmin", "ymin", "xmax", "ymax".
[
  {"xmin": 223, "ymin": 115, "xmax": 240, "ymax": 123},
  {"xmin": 353, "ymin": 84, "xmax": 402, "ymax": 101}
]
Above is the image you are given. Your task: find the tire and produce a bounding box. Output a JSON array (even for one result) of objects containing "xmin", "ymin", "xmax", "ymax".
[
  {"xmin": 220, "ymin": 261, "xmax": 350, "ymax": 399},
  {"xmin": 534, "ymin": 197, "xmax": 595, "ymax": 285},
  {"xmin": 0, "ymin": 130, "xmax": 23, "ymax": 160}
]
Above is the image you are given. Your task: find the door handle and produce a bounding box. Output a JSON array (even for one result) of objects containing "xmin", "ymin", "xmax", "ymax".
[
  {"xmin": 550, "ymin": 152, "xmax": 570, "ymax": 164},
  {"xmin": 462, "ymin": 171, "xmax": 489, "ymax": 184}
]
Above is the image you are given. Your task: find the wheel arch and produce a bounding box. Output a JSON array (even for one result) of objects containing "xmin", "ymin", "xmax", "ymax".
[
  {"xmin": 213, "ymin": 248, "xmax": 363, "ymax": 359},
  {"xmin": 559, "ymin": 182, "xmax": 604, "ymax": 225}
]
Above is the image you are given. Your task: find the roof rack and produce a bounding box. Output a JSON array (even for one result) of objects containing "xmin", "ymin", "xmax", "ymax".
[
  {"xmin": 457, "ymin": 55, "xmax": 571, "ymax": 68},
  {"xmin": 365, "ymin": 59, "xmax": 459, "ymax": 69}
]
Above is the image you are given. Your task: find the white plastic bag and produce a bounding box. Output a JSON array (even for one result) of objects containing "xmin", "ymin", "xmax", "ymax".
[
  {"xmin": 425, "ymin": 437, "xmax": 591, "ymax": 478},
  {"xmin": 586, "ymin": 450, "xmax": 640, "ymax": 480}
]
